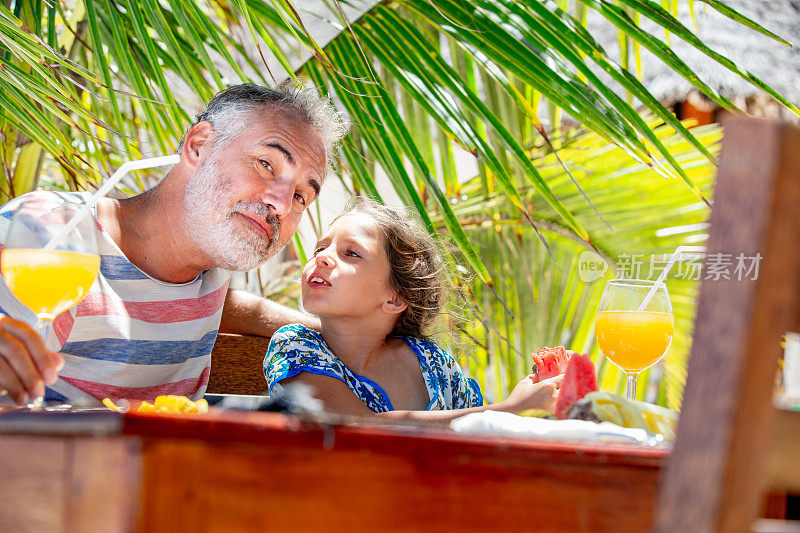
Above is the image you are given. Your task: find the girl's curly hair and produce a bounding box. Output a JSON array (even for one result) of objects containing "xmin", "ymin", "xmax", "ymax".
[{"xmin": 343, "ymin": 198, "xmax": 445, "ymax": 339}]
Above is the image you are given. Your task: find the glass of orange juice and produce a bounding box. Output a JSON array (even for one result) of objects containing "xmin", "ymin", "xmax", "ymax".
[
  {"xmin": 1, "ymin": 198, "xmax": 100, "ymax": 406},
  {"xmin": 595, "ymin": 279, "xmax": 673, "ymax": 400}
]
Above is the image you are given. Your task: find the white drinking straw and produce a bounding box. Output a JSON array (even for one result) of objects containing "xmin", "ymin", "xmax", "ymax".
[
  {"xmin": 637, "ymin": 245, "xmax": 707, "ymax": 311},
  {"xmin": 44, "ymin": 154, "xmax": 180, "ymax": 250}
]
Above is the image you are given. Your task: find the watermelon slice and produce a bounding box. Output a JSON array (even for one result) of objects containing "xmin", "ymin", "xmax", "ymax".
[
  {"xmin": 554, "ymin": 353, "xmax": 598, "ymax": 419},
  {"xmin": 531, "ymin": 345, "xmax": 571, "ymax": 383}
]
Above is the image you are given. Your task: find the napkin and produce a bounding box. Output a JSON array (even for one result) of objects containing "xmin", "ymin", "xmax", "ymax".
[{"xmin": 450, "ymin": 410, "xmax": 663, "ymax": 445}]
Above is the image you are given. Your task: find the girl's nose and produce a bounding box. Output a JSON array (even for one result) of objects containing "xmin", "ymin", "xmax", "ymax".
[{"xmin": 315, "ymin": 248, "xmax": 335, "ymax": 267}]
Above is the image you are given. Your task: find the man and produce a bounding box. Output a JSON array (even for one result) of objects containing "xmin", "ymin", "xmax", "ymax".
[{"xmin": 0, "ymin": 82, "xmax": 348, "ymax": 406}]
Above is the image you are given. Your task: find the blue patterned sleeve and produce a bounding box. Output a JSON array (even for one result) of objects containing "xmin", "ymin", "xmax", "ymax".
[
  {"xmin": 426, "ymin": 340, "xmax": 484, "ymax": 409},
  {"xmin": 263, "ymin": 324, "xmax": 316, "ymax": 395},
  {"xmin": 450, "ymin": 369, "xmax": 484, "ymax": 409},
  {"xmin": 264, "ymin": 323, "xmax": 359, "ymax": 397}
]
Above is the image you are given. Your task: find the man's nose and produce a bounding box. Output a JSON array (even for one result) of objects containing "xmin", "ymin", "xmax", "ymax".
[{"xmin": 259, "ymin": 180, "xmax": 293, "ymax": 217}]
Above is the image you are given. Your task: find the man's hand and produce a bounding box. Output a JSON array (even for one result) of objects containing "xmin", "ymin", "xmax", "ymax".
[
  {"xmin": 0, "ymin": 315, "xmax": 63, "ymax": 405},
  {"xmin": 500, "ymin": 373, "xmax": 564, "ymax": 414}
]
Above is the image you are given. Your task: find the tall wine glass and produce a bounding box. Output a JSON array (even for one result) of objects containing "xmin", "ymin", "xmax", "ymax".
[
  {"xmin": 1, "ymin": 198, "xmax": 101, "ymax": 405},
  {"xmin": 595, "ymin": 279, "xmax": 674, "ymax": 400}
]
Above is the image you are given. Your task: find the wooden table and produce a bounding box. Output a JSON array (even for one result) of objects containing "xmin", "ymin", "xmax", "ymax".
[{"xmin": 0, "ymin": 406, "xmax": 667, "ymax": 533}]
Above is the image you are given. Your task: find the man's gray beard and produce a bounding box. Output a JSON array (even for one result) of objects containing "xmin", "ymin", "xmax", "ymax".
[{"xmin": 183, "ymin": 155, "xmax": 281, "ymax": 271}]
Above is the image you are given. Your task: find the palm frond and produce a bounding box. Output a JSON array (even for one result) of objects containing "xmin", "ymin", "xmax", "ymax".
[{"xmin": 442, "ymin": 120, "xmax": 719, "ymax": 408}]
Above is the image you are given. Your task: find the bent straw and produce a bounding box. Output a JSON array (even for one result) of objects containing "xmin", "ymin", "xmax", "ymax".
[
  {"xmin": 44, "ymin": 155, "xmax": 180, "ymax": 250},
  {"xmin": 637, "ymin": 245, "xmax": 707, "ymax": 312}
]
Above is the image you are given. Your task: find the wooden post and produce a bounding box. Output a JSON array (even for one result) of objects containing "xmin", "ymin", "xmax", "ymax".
[{"xmin": 654, "ymin": 117, "xmax": 800, "ymax": 532}]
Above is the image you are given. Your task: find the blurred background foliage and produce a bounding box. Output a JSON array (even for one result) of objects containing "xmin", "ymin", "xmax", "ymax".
[{"xmin": 0, "ymin": 0, "xmax": 795, "ymax": 407}]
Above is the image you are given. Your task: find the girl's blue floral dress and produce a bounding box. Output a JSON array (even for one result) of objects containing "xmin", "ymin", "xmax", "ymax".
[{"xmin": 263, "ymin": 323, "xmax": 483, "ymax": 412}]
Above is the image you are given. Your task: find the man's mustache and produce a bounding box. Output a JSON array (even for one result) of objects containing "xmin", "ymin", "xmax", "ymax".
[{"xmin": 229, "ymin": 200, "xmax": 280, "ymax": 244}]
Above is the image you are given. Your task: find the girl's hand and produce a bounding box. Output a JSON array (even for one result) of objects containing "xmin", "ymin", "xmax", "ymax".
[{"xmin": 500, "ymin": 374, "xmax": 564, "ymax": 414}]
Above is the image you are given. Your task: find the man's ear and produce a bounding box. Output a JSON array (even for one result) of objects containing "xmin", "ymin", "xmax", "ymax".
[
  {"xmin": 181, "ymin": 121, "xmax": 215, "ymax": 171},
  {"xmin": 382, "ymin": 295, "xmax": 407, "ymax": 315}
]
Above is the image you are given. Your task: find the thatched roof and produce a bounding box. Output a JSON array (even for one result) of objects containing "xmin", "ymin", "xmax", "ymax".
[
  {"xmin": 586, "ymin": 0, "xmax": 800, "ymax": 118},
  {"xmin": 218, "ymin": 1, "xmax": 799, "ymax": 118}
]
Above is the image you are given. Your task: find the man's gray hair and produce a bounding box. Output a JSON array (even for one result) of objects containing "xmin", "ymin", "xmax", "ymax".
[{"xmin": 178, "ymin": 80, "xmax": 349, "ymax": 165}]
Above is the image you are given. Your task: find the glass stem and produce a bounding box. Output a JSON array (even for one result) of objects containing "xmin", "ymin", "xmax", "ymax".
[
  {"xmin": 28, "ymin": 318, "xmax": 54, "ymax": 409},
  {"xmin": 37, "ymin": 318, "xmax": 53, "ymax": 348},
  {"xmin": 626, "ymin": 373, "xmax": 638, "ymax": 400}
]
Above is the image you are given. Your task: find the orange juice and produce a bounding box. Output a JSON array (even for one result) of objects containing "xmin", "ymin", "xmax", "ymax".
[
  {"xmin": 1, "ymin": 249, "xmax": 100, "ymax": 319},
  {"xmin": 595, "ymin": 310, "xmax": 673, "ymax": 373}
]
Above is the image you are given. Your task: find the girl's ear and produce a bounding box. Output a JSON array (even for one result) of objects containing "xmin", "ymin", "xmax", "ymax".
[{"xmin": 382, "ymin": 295, "xmax": 407, "ymax": 315}]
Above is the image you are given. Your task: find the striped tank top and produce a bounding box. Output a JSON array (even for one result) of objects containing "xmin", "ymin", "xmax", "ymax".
[{"xmin": 0, "ymin": 191, "xmax": 230, "ymax": 405}]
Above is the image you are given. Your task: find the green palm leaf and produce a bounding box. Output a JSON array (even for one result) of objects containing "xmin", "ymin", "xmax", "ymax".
[{"xmin": 444, "ymin": 120, "xmax": 719, "ymax": 408}]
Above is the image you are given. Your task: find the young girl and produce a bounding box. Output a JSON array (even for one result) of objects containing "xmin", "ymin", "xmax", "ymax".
[{"xmin": 263, "ymin": 199, "xmax": 562, "ymax": 422}]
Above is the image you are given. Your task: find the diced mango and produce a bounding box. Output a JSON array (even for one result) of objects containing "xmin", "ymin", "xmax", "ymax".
[
  {"xmin": 102, "ymin": 395, "xmax": 209, "ymax": 415},
  {"xmin": 102, "ymin": 398, "xmax": 122, "ymax": 413}
]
